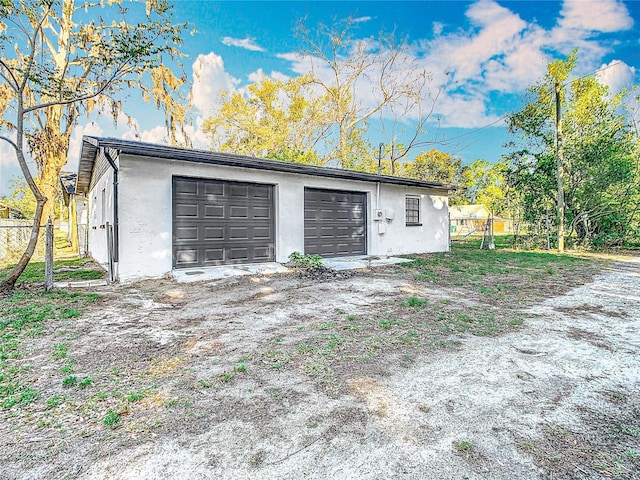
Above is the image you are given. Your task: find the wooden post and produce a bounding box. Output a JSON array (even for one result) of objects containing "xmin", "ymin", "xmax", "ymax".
[
  {"xmin": 555, "ymin": 82, "xmax": 565, "ymax": 252},
  {"xmin": 70, "ymin": 198, "xmax": 78, "ymax": 253},
  {"xmin": 44, "ymin": 219, "xmax": 54, "ymax": 291}
]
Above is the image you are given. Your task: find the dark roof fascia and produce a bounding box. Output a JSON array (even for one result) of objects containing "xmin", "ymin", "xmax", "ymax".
[
  {"xmin": 59, "ymin": 172, "xmax": 76, "ymax": 194},
  {"xmin": 76, "ymin": 138, "xmax": 100, "ymax": 194},
  {"xmin": 76, "ymin": 136, "xmax": 459, "ymax": 193}
]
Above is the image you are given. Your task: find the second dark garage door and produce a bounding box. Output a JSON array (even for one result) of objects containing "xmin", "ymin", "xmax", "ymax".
[
  {"xmin": 173, "ymin": 177, "xmax": 274, "ymax": 268},
  {"xmin": 304, "ymin": 188, "xmax": 366, "ymax": 257}
]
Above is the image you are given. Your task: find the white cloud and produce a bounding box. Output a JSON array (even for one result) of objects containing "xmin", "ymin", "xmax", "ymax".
[
  {"xmin": 0, "ymin": 134, "xmax": 34, "ymax": 195},
  {"xmin": 559, "ymin": 0, "xmax": 633, "ymax": 32},
  {"xmin": 122, "ymin": 125, "xmax": 168, "ymax": 144},
  {"xmin": 247, "ymin": 68, "xmax": 290, "ymax": 83},
  {"xmin": 185, "ymin": 116, "xmax": 211, "ymax": 149},
  {"xmin": 191, "ymin": 53, "xmax": 240, "ymax": 115},
  {"xmin": 0, "ymin": 135, "xmax": 17, "ymax": 168},
  {"xmin": 114, "ymin": 116, "xmax": 209, "ymax": 150},
  {"xmin": 352, "ymin": 16, "xmax": 372, "ymax": 24},
  {"xmin": 66, "ymin": 121, "xmax": 103, "ymax": 171},
  {"xmin": 432, "ymin": 22, "xmax": 445, "ymax": 36},
  {"xmin": 222, "ymin": 36, "xmax": 265, "ymax": 52},
  {"xmin": 433, "ymin": 93, "xmax": 502, "ymax": 129},
  {"xmin": 596, "ymin": 60, "xmax": 636, "ymax": 95}
]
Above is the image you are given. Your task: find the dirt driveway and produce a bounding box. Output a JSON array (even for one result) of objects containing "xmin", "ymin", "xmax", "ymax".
[{"xmin": 2, "ymin": 255, "xmax": 639, "ymax": 479}]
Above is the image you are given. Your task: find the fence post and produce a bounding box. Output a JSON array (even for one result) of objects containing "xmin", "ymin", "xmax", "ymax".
[{"xmin": 45, "ymin": 219, "xmax": 54, "ymax": 291}]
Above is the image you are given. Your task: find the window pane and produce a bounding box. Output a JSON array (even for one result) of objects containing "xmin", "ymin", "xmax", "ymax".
[{"xmin": 406, "ymin": 197, "xmax": 420, "ymax": 224}]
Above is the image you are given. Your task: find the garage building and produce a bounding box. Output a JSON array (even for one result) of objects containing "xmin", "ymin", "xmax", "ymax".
[{"xmin": 76, "ymin": 136, "xmax": 455, "ymax": 282}]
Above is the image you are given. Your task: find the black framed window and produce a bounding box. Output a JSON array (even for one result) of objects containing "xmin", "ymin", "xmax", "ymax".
[{"xmin": 406, "ymin": 196, "xmax": 421, "ymax": 225}]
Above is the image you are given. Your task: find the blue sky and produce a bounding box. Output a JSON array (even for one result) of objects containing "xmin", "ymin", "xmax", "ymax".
[{"xmin": 2, "ymin": 0, "xmax": 639, "ymax": 194}]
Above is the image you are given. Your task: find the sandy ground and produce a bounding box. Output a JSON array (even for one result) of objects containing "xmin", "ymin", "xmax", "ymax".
[{"xmin": 2, "ymin": 257, "xmax": 639, "ymax": 480}]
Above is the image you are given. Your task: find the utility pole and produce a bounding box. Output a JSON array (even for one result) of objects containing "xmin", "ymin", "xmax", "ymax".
[{"xmin": 555, "ymin": 81, "xmax": 565, "ymax": 253}]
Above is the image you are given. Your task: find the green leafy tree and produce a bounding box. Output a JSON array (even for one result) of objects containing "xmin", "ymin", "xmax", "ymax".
[
  {"xmin": 0, "ymin": 178, "xmax": 36, "ymax": 218},
  {"xmin": 203, "ymin": 75, "xmax": 328, "ymax": 163},
  {"xmin": 459, "ymin": 159, "xmax": 508, "ymax": 215},
  {"xmin": 402, "ymin": 149, "xmax": 461, "ymax": 184},
  {"xmin": 0, "ymin": 0, "xmax": 188, "ymax": 289},
  {"xmin": 506, "ymin": 51, "xmax": 639, "ymax": 247}
]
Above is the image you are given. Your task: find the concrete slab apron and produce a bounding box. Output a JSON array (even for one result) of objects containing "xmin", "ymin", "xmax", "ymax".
[{"xmin": 172, "ymin": 256, "xmax": 407, "ymax": 282}]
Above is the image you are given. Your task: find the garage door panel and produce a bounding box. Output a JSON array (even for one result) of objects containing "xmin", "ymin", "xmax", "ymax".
[
  {"xmin": 203, "ymin": 183, "xmax": 224, "ymax": 196},
  {"xmin": 175, "ymin": 179, "xmax": 198, "ymax": 195},
  {"xmin": 230, "ymin": 184, "xmax": 249, "ymax": 197},
  {"xmin": 253, "ymin": 246, "xmax": 271, "ymax": 260},
  {"xmin": 253, "ymin": 226, "xmax": 272, "ymax": 240},
  {"xmin": 175, "ymin": 226, "xmax": 198, "ymax": 241},
  {"xmin": 253, "ymin": 206, "xmax": 271, "ymax": 219},
  {"xmin": 304, "ymin": 188, "xmax": 366, "ymax": 257},
  {"xmin": 204, "ymin": 205, "xmax": 224, "ymax": 218},
  {"xmin": 336, "ymin": 209, "xmax": 350, "ymax": 220},
  {"xmin": 251, "ymin": 185, "xmax": 271, "ymax": 198},
  {"xmin": 229, "ymin": 226, "xmax": 249, "ymax": 240},
  {"xmin": 175, "ymin": 248, "xmax": 198, "ymax": 266},
  {"xmin": 204, "ymin": 226, "xmax": 224, "ymax": 240},
  {"xmin": 229, "ymin": 205, "xmax": 249, "ymax": 218},
  {"xmin": 304, "ymin": 209, "xmax": 318, "ymax": 221},
  {"xmin": 173, "ymin": 177, "xmax": 274, "ymax": 268},
  {"xmin": 228, "ymin": 247, "xmax": 249, "ymax": 260},
  {"xmin": 175, "ymin": 203, "xmax": 198, "ymax": 218},
  {"xmin": 203, "ymin": 248, "xmax": 224, "ymax": 263}
]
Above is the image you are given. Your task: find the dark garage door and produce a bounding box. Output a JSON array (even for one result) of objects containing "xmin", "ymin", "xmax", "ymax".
[
  {"xmin": 173, "ymin": 177, "xmax": 274, "ymax": 268},
  {"xmin": 304, "ymin": 188, "xmax": 366, "ymax": 257}
]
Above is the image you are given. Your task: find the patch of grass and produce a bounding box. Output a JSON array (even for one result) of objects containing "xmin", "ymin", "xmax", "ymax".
[
  {"xmin": 262, "ymin": 349, "xmax": 293, "ymax": 370},
  {"xmin": 297, "ymin": 342, "xmax": 318, "ymax": 354},
  {"xmin": 78, "ymin": 377, "xmax": 93, "ymax": 389},
  {"xmin": 396, "ymin": 329, "xmax": 421, "ymax": 345},
  {"xmin": 265, "ymin": 387, "xmax": 281, "ymax": 398},
  {"xmin": 234, "ymin": 362, "xmax": 247, "ymax": 373},
  {"xmin": 455, "ymin": 440, "xmax": 472, "ymax": 452},
  {"xmin": 45, "ymin": 394, "xmax": 67, "ymax": 409},
  {"xmin": 404, "ymin": 296, "xmax": 429, "ymax": 308},
  {"xmin": 318, "ymin": 321, "xmax": 335, "ymax": 331},
  {"xmin": 62, "ymin": 376, "xmax": 78, "ymax": 388},
  {"xmin": 60, "ymin": 359, "xmax": 75, "ymax": 374},
  {"xmin": 51, "ymin": 343, "xmax": 68, "ymax": 360},
  {"xmin": 414, "ymin": 269, "xmax": 439, "ymax": 282},
  {"xmin": 103, "ymin": 410, "xmax": 121, "ymax": 429},
  {"xmin": 127, "ymin": 392, "xmax": 145, "ymax": 403},
  {"xmin": 218, "ymin": 371, "xmax": 234, "ymax": 383},
  {"xmin": 0, "ymin": 257, "xmax": 105, "ymax": 284},
  {"xmin": 0, "ymin": 290, "xmax": 99, "ymax": 411},
  {"xmin": 1, "ymin": 384, "xmax": 39, "ymax": 409},
  {"xmin": 401, "ymin": 242, "xmax": 591, "ymax": 284},
  {"xmin": 379, "ymin": 318, "xmax": 396, "ymax": 330}
]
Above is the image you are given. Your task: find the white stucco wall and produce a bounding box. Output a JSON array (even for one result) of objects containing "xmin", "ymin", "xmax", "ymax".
[
  {"xmin": 87, "ymin": 168, "xmax": 115, "ymax": 269},
  {"xmin": 108, "ymin": 154, "xmax": 450, "ymax": 282}
]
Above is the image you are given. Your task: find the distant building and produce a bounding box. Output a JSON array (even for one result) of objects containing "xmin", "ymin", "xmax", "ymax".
[
  {"xmin": 59, "ymin": 171, "xmax": 88, "ymax": 256},
  {"xmin": 450, "ymin": 204, "xmax": 514, "ymax": 235},
  {"xmin": 0, "ymin": 203, "xmax": 26, "ymax": 219}
]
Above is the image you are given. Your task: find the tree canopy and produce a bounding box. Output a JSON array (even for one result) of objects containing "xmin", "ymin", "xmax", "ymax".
[
  {"xmin": 506, "ymin": 51, "xmax": 639, "ymax": 247},
  {"xmin": 203, "ymin": 74, "xmax": 327, "ymax": 164},
  {"xmin": 0, "ymin": 0, "xmax": 189, "ymax": 288},
  {"xmin": 205, "ymin": 17, "xmax": 436, "ymax": 172}
]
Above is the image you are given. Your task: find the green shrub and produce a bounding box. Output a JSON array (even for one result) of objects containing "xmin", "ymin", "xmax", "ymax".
[{"xmin": 288, "ymin": 252, "xmax": 323, "ymax": 270}]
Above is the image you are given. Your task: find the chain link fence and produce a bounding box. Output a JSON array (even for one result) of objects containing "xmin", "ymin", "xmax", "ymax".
[{"xmin": 0, "ymin": 219, "xmax": 46, "ymax": 263}]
